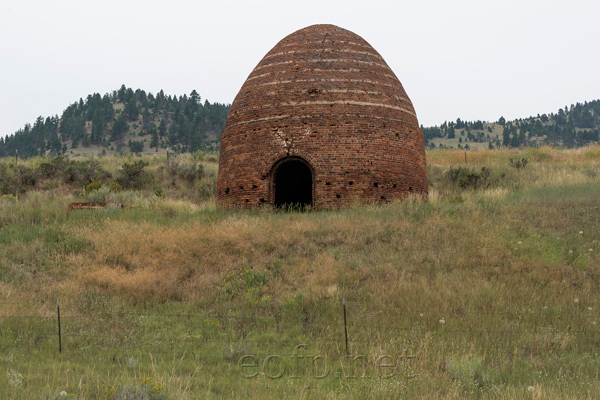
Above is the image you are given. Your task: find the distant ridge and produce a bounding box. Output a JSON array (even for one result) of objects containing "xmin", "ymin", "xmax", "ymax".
[
  {"xmin": 422, "ymin": 100, "xmax": 600, "ymax": 150},
  {"xmin": 0, "ymin": 85, "xmax": 230, "ymax": 158}
]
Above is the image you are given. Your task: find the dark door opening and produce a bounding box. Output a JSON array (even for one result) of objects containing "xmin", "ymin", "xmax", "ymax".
[{"xmin": 274, "ymin": 158, "xmax": 313, "ymax": 209}]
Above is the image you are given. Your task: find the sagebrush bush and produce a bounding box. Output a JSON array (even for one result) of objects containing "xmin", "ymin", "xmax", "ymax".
[
  {"xmin": 0, "ymin": 164, "xmax": 37, "ymax": 194},
  {"xmin": 102, "ymin": 378, "xmax": 167, "ymax": 400},
  {"xmin": 509, "ymin": 157, "xmax": 529, "ymax": 169},
  {"xmin": 584, "ymin": 166, "xmax": 599, "ymax": 178},
  {"xmin": 118, "ymin": 160, "xmax": 152, "ymax": 189},
  {"xmin": 446, "ymin": 355, "xmax": 490, "ymax": 389},
  {"xmin": 85, "ymin": 186, "xmax": 112, "ymax": 203},
  {"xmin": 444, "ymin": 166, "xmax": 499, "ymax": 190},
  {"xmin": 62, "ymin": 159, "xmax": 111, "ymax": 186},
  {"xmin": 165, "ymin": 159, "xmax": 204, "ymax": 183}
]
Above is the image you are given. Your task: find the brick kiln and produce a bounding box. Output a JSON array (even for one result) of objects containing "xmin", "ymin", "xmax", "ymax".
[{"xmin": 217, "ymin": 24, "xmax": 427, "ymax": 209}]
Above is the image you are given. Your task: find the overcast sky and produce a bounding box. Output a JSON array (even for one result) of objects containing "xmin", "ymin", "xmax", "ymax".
[{"xmin": 1, "ymin": 0, "xmax": 599, "ymax": 138}]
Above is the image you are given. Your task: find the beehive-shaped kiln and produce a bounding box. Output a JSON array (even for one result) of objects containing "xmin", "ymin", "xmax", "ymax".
[{"xmin": 217, "ymin": 24, "xmax": 427, "ymax": 209}]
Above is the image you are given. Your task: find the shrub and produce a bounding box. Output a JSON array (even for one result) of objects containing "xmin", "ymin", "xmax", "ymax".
[
  {"xmin": 0, "ymin": 194, "xmax": 18, "ymax": 203},
  {"xmin": 458, "ymin": 170, "xmax": 481, "ymax": 189},
  {"xmin": 38, "ymin": 161, "xmax": 57, "ymax": 179},
  {"xmin": 166, "ymin": 159, "xmax": 204, "ymax": 183},
  {"xmin": 219, "ymin": 266, "xmax": 269, "ymax": 298},
  {"xmin": 102, "ymin": 377, "xmax": 167, "ymax": 400},
  {"xmin": 197, "ymin": 178, "xmax": 217, "ymax": 200},
  {"xmin": 6, "ymin": 368, "xmax": 23, "ymax": 388},
  {"xmin": 85, "ymin": 186, "xmax": 111, "ymax": 203},
  {"xmin": 62, "ymin": 159, "xmax": 111, "ymax": 186},
  {"xmin": 204, "ymin": 154, "xmax": 218, "ymax": 163},
  {"xmin": 480, "ymin": 166, "xmax": 492, "ymax": 181},
  {"xmin": 85, "ymin": 178, "xmax": 121, "ymax": 195},
  {"xmin": 192, "ymin": 150, "xmax": 206, "ymax": 161},
  {"xmin": 41, "ymin": 388, "xmax": 70, "ymax": 399},
  {"xmin": 110, "ymin": 180, "xmax": 123, "ymax": 192},
  {"xmin": 0, "ymin": 163, "xmax": 39, "ymax": 194},
  {"xmin": 446, "ymin": 355, "xmax": 490, "ymax": 389},
  {"xmin": 0, "ymin": 164, "xmax": 13, "ymax": 194},
  {"xmin": 118, "ymin": 160, "xmax": 152, "ymax": 189},
  {"xmin": 584, "ymin": 167, "xmax": 599, "ymax": 178},
  {"xmin": 86, "ymin": 179, "xmax": 102, "ymax": 192},
  {"xmin": 509, "ymin": 157, "xmax": 528, "ymax": 169},
  {"xmin": 445, "ymin": 166, "xmax": 497, "ymax": 190},
  {"xmin": 446, "ymin": 166, "xmax": 464, "ymax": 184},
  {"xmin": 218, "ymin": 265, "xmax": 278, "ymax": 305}
]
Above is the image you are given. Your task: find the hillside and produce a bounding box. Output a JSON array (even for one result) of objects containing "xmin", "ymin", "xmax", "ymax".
[
  {"xmin": 0, "ymin": 85, "xmax": 230, "ymax": 158},
  {"xmin": 423, "ymin": 100, "xmax": 600, "ymax": 150}
]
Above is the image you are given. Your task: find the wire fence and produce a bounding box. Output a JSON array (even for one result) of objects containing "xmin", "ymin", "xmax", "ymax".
[{"xmin": 1, "ymin": 298, "xmax": 599, "ymax": 357}]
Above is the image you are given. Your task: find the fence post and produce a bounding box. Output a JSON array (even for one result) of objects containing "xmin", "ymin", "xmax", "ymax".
[
  {"xmin": 343, "ymin": 298, "xmax": 349, "ymax": 356},
  {"xmin": 57, "ymin": 298, "xmax": 62, "ymax": 353}
]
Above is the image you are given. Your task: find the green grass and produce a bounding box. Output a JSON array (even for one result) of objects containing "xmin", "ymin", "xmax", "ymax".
[{"xmin": 1, "ymin": 147, "xmax": 600, "ymax": 398}]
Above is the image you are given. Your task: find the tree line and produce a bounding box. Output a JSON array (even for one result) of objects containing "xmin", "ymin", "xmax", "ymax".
[
  {"xmin": 3, "ymin": 90, "xmax": 599, "ymax": 158},
  {"xmin": 422, "ymin": 100, "xmax": 600, "ymax": 149}
]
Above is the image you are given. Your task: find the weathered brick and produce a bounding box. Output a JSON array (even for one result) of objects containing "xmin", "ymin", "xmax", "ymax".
[{"xmin": 217, "ymin": 24, "xmax": 428, "ymax": 209}]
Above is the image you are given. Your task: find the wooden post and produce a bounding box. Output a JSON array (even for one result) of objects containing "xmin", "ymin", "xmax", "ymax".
[
  {"xmin": 57, "ymin": 298, "xmax": 62, "ymax": 352},
  {"xmin": 343, "ymin": 298, "xmax": 349, "ymax": 356}
]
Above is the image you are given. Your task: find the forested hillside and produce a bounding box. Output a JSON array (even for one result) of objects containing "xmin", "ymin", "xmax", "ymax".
[
  {"xmin": 422, "ymin": 100, "xmax": 600, "ymax": 150},
  {"xmin": 0, "ymin": 85, "xmax": 230, "ymax": 158}
]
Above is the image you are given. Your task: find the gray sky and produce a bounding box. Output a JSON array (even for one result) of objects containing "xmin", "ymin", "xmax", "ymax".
[{"xmin": 1, "ymin": 0, "xmax": 599, "ymax": 138}]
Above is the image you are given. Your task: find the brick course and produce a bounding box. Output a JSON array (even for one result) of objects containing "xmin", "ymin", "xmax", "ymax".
[{"xmin": 217, "ymin": 24, "xmax": 428, "ymax": 209}]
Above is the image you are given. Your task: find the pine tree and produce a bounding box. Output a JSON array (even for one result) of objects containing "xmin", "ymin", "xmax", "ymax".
[
  {"xmin": 111, "ymin": 114, "xmax": 128, "ymax": 142},
  {"xmin": 447, "ymin": 126, "xmax": 456, "ymax": 139},
  {"xmin": 125, "ymin": 98, "xmax": 139, "ymax": 121},
  {"xmin": 158, "ymin": 119, "xmax": 167, "ymax": 137},
  {"xmin": 150, "ymin": 127, "xmax": 159, "ymax": 150},
  {"xmin": 502, "ymin": 126, "xmax": 511, "ymax": 147}
]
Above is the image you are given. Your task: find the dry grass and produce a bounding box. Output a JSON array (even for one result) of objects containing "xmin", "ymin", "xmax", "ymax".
[
  {"xmin": 1, "ymin": 146, "xmax": 600, "ymax": 398},
  {"xmin": 3, "ymin": 145, "xmax": 599, "ymax": 311}
]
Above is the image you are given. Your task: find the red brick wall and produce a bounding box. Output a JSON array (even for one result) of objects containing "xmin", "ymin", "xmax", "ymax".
[{"xmin": 217, "ymin": 24, "xmax": 428, "ymax": 209}]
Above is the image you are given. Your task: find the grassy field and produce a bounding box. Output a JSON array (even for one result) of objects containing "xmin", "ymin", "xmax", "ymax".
[{"xmin": 1, "ymin": 146, "xmax": 600, "ymax": 399}]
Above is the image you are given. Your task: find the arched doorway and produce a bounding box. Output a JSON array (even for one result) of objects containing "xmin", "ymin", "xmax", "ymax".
[{"xmin": 273, "ymin": 157, "xmax": 313, "ymax": 209}]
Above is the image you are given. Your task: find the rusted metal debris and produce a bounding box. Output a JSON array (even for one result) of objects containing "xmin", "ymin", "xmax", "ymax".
[
  {"xmin": 70, "ymin": 202, "xmax": 106, "ymax": 209},
  {"xmin": 69, "ymin": 202, "xmax": 138, "ymax": 210}
]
